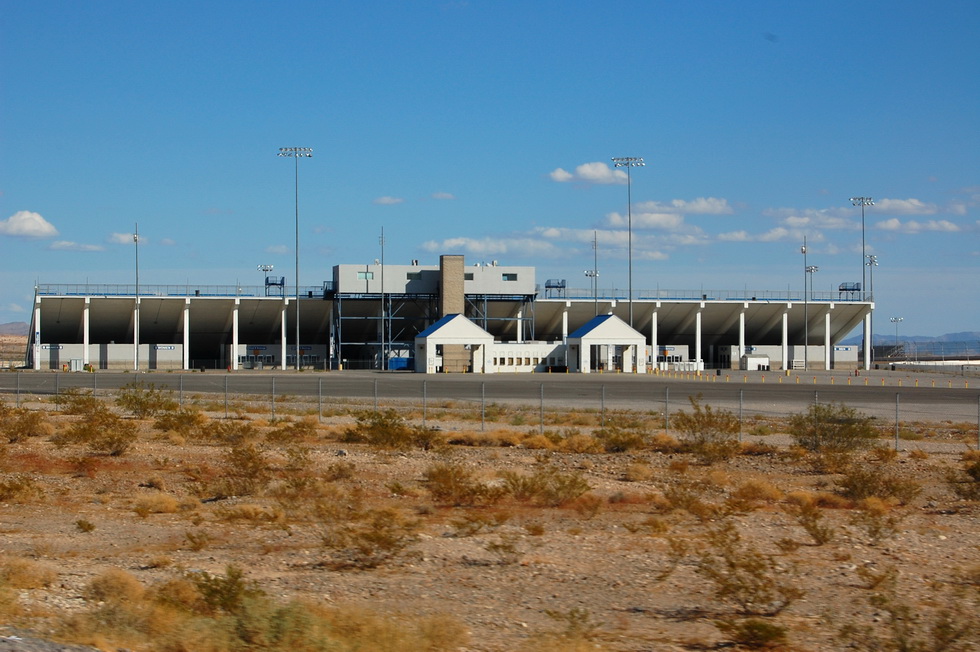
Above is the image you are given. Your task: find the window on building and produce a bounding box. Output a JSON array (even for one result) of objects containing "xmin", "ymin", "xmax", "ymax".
[
  {"xmin": 357, "ymin": 271, "xmax": 374, "ymax": 280},
  {"xmin": 406, "ymin": 272, "xmax": 422, "ymax": 280},
  {"xmin": 464, "ymin": 272, "xmax": 474, "ymax": 281},
  {"xmin": 502, "ymin": 273, "xmax": 517, "ymax": 281}
]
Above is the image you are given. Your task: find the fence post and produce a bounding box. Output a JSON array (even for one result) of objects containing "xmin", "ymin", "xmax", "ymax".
[
  {"xmin": 318, "ymin": 377, "xmax": 323, "ymax": 424},
  {"xmin": 601, "ymin": 384, "xmax": 606, "ymax": 427},
  {"xmin": 271, "ymin": 377, "xmax": 276, "ymax": 419},
  {"xmin": 664, "ymin": 386, "xmax": 669, "ymax": 433},
  {"xmin": 374, "ymin": 379, "xmax": 378, "ymax": 413},
  {"xmin": 224, "ymin": 375, "xmax": 229, "ymax": 419},
  {"xmin": 422, "ymin": 380, "xmax": 427, "ymax": 428},
  {"xmin": 16, "ymin": 371, "xmax": 20, "ymax": 408},
  {"xmin": 179, "ymin": 374, "xmax": 183, "ymax": 407},
  {"xmin": 55, "ymin": 372, "xmax": 59, "ymax": 398},
  {"xmin": 481, "ymin": 382, "xmax": 486, "ymax": 432}
]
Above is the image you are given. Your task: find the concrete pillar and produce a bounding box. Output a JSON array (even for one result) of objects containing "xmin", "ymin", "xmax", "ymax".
[
  {"xmin": 738, "ymin": 306, "xmax": 746, "ymax": 362},
  {"xmin": 232, "ymin": 299, "xmax": 240, "ymax": 371},
  {"xmin": 561, "ymin": 302, "xmax": 569, "ymax": 343},
  {"xmin": 33, "ymin": 298, "xmax": 41, "ymax": 370},
  {"xmin": 824, "ymin": 310, "xmax": 832, "ymax": 370},
  {"xmin": 863, "ymin": 313, "xmax": 872, "ymax": 371},
  {"xmin": 183, "ymin": 299, "xmax": 190, "ymax": 370},
  {"xmin": 650, "ymin": 306, "xmax": 659, "ymax": 368},
  {"xmin": 782, "ymin": 309, "xmax": 789, "ymax": 370},
  {"xmin": 695, "ymin": 303, "xmax": 704, "ymax": 370},
  {"xmin": 83, "ymin": 298, "xmax": 90, "ymax": 367},
  {"xmin": 516, "ymin": 308, "xmax": 524, "ymax": 343},
  {"xmin": 281, "ymin": 300, "xmax": 288, "ymax": 370},
  {"xmin": 133, "ymin": 297, "xmax": 140, "ymax": 371}
]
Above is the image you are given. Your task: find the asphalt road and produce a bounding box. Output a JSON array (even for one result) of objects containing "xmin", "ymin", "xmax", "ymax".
[{"xmin": 2, "ymin": 369, "xmax": 978, "ymax": 424}]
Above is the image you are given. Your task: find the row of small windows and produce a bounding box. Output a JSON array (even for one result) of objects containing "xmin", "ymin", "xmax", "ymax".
[
  {"xmin": 492, "ymin": 356, "xmax": 559, "ymax": 366},
  {"xmin": 357, "ymin": 271, "xmax": 519, "ymax": 282}
]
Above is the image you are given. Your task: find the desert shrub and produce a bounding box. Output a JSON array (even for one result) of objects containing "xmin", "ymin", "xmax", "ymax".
[
  {"xmin": 423, "ymin": 462, "xmax": 504, "ymax": 506},
  {"xmin": 115, "ymin": 381, "xmax": 178, "ymax": 419},
  {"xmin": 343, "ymin": 409, "xmax": 443, "ymax": 450},
  {"xmin": 499, "ymin": 467, "xmax": 591, "ymax": 507},
  {"xmin": 266, "ymin": 416, "xmax": 319, "ymax": 444},
  {"xmin": 133, "ymin": 493, "xmax": 180, "ymax": 517},
  {"xmin": 1, "ymin": 408, "xmax": 55, "ymax": 443},
  {"xmin": 76, "ymin": 519, "xmax": 96, "ymax": 533},
  {"xmin": 217, "ymin": 443, "xmax": 271, "ymax": 497},
  {"xmin": 319, "ymin": 504, "xmax": 420, "ymax": 569},
  {"xmin": 0, "ymin": 474, "xmax": 43, "ymax": 502},
  {"xmin": 679, "ymin": 521, "xmax": 803, "ymax": 615},
  {"xmin": 624, "ymin": 462, "xmax": 654, "ymax": 482},
  {"xmin": 56, "ymin": 402, "xmax": 138, "ymax": 456},
  {"xmin": 850, "ymin": 498, "xmax": 905, "ymax": 545},
  {"xmin": 783, "ymin": 496, "xmax": 835, "ymax": 545},
  {"xmin": 153, "ymin": 409, "xmax": 209, "ymax": 439},
  {"xmin": 86, "ymin": 568, "xmax": 145, "ymax": 603},
  {"xmin": 789, "ymin": 402, "xmax": 877, "ymax": 454},
  {"xmin": 0, "ymin": 556, "xmax": 57, "ymax": 588},
  {"xmin": 208, "ymin": 419, "xmax": 259, "ymax": 445},
  {"xmin": 837, "ymin": 466, "xmax": 921, "ymax": 504},
  {"xmin": 673, "ymin": 395, "xmax": 740, "ymax": 464},
  {"xmin": 593, "ymin": 424, "xmax": 647, "ymax": 452},
  {"xmin": 947, "ymin": 459, "xmax": 980, "ymax": 500},
  {"xmin": 559, "ymin": 434, "xmax": 602, "ymax": 453},
  {"xmin": 187, "ymin": 564, "xmax": 264, "ymax": 614},
  {"xmin": 54, "ymin": 388, "xmax": 104, "ymax": 415},
  {"xmin": 715, "ymin": 618, "xmax": 789, "ymax": 649}
]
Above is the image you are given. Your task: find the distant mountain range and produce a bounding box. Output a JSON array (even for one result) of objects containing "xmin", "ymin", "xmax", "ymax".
[
  {"xmin": 0, "ymin": 322, "xmax": 29, "ymax": 336},
  {"xmin": 841, "ymin": 331, "xmax": 980, "ymax": 345}
]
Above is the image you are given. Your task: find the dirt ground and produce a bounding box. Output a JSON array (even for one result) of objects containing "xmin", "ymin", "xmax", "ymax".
[{"xmin": 1, "ymin": 389, "xmax": 979, "ymax": 651}]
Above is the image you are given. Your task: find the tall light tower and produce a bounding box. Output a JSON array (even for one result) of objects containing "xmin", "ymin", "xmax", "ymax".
[
  {"xmin": 612, "ymin": 156, "xmax": 644, "ymax": 326},
  {"xmin": 585, "ymin": 230, "xmax": 599, "ymax": 316},
  {"xmin": 278, "ymin": 147, "xmax": 313, "ymax": 371},
  {"xmin": 134, "ymin": 222, "xmax": 140, "ymax": 372},
  {"xmin": 866, "ymin": 254, "xmax": 878, "ymax": 364},
  {"xmin": 801, "ymin": 237, "xmax": 818, "ymax": 370},
  {"xmin": 379, "ymin": 226, "xmax": 386, "ymax": 371},
  {"xmin": 850, "ymin": 197, "xmax": 874, "ymax": 298},
  {"xmin": 890, "ymin": 316, "xmax": 903, "ymax": 359}
]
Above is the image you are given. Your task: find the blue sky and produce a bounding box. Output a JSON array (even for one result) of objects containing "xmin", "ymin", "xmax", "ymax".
[{"xmin": 2, "ymin": 1, "xmax": 978, "ymax": 337}]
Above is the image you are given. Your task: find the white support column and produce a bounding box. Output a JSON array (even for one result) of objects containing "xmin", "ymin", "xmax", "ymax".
[
  {"xmin": 738, "ymin": 307, "xmax": 746, "ymax": 362},
  {"xmin": 781, "ymin": 307, "xmax": 790, "ymax": 370},
  {"xmin": 863, "ymin": 313, "xmax": 872, "ymax": 371},
  {"xmin": 650, "ymin": 304, "xmax": 659, "ymax": 369},
  {"xmin": 33, "ymin": 298, "xmax": 41, "ymax": 370},
  {"xmin": 695, "ymin": 303, "xmax": 704, "ymax": 372},
  {"xmin": 182, "ymin": 299, "xmax": 190, "ymax": 370},
  {"xmin": 580, "ymin": 344, "xmax": 591, "ymax": 374},
  {"xmin": 516, "ymin": 308, "xmax": 524, "ymax": 343},
  {"xmin": 232, "ymin": 299, "xmax": 240, "ymax": 371},
  {"xmin": 281, "ymin": 300, "xmax": 288, "ymax": 370},
  {"xmin": 561, "ymin": 302, "xmax": 570, "ymax": 343},
  {"xmin": 133, "ymin": 297, "xmax": 140, "ymax": 371},
  {"xmin": 82, "ymin": 298, "xmax": 91, "ymax": 367},
  {"xmin": 824, "ymin": 309, "xmax": 832, "ymax": 370}
]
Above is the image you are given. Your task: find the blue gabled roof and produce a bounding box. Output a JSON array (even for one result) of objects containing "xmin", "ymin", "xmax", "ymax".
[
  {"xmin": 568, "ymin": 313, "xmax": 615, "ymax": 339},
  {"xmin": 417, "ymin": 314, "xmax": 459, "ymax": 338}
]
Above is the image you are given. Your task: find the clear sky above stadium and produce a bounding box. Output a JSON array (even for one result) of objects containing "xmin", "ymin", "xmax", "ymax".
[{"xmin": 2, "ymin": 1, "xmax": 978, "ymax": 337}]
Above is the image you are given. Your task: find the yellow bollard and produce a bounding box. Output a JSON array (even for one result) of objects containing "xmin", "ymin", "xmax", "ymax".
[
  {"xmin": 898, "ymin": 380, "xmax": 902, "ymax": 387},
  {"xmin": 831, "ymin": 377, "xmax": 835, "ymax": 385},
  {"xmin": 795, "ymin": 376, "xmax": 799, "ymax": 384},
  {"xmin": 847, "ymin": 378, "xmax": 851, "ymax": 385}
]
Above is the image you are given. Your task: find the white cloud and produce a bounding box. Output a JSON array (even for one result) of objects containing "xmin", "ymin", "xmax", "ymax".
[
  {"xmin": 431, "ymin": 192, "xmax": 455, "ymax": 200},
  {"xmin": 876, "ymin": 218, "xmax": 960, "ymax": 233},
  {"xmin": 765, "ymin": 207, "xmax": 854, "ymax": 230},
  {"xmin": 50, "ymin": 241, "xmax": 105, "ymax": 252},
  {"xmin": 635, "ymin": 197, "xmax": 733, "ymax": 215},
  {"xmin": 718, "ymin": 230, "xmax": 750, "ymax": 242},
  {"xmin": 421, "ymin": 236, "xmax": 559, "ymax": 258},
  {"xmin": 373, "ymin": 196, "xmax": 405, "ymax": 205},
  {"xmin": 160, "ymin": 238, "xmax": 176, "ymax": 246},
  {"xmin": 549, "ymin": 162, "xmax": 626, "ymax": 185},
  {"xmin": 875, "ymin": 198, "xmax": 938, "ymax": 215},
  {"xmin": 266, "ymin": 244, "xmax": 288, "ymax": 255},
  {"xmin": 0, "ymin": 211, "xmax": 58, "ymax": 237},
  {"xmin": 2, "ymin": 303, "xmax": 26, "ymax": 314}
]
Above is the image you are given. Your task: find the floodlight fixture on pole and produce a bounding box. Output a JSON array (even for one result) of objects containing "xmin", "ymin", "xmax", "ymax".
[
  {"xmin": 801, "ymin": 238, "xmax": 818, "ymax": 370},
  {"xmin": 134, "ymin": 223, "xmax": 140, "ymax": 372},
  {"xmin": 585, "ymin": 230, "xmax": 599, "ymax": 315},
  {"xmin": 278, "ymin": 147, "xmax": 313, "ymax": 371},
  {"xmin": 612, "ymin": 156, "xmax": 644, "ymax": 326},
  {"xmin": 380, "ymin": 227, "xmax": 386, "ymax": 371}
]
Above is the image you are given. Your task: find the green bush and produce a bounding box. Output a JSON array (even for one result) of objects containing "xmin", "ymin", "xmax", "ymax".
[
  {"xmin": 673, "ymin": 395, "xmax": 741, "ymax": 464},
  {"xmin": 789, "ymin": 402, "xmax": 877, "ymax": 454},
  {"xmin": 115, "ymin": 381, "xmax": 178, "ymax": 419}
]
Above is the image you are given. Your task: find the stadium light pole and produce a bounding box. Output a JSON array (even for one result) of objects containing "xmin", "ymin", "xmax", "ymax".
[
  {"xmin": 612, "ymin": 157, "xmax": 644, "ymax": 326},
  {"xmin": 278, "ymin": 147, "xmax": 313, "ymax": 371},
  {"xmin": 866, "ymin": 254, "xmax": 878, "ymax": 364},
  {"xmin": 850, "ymin": 197, "xmax": 874, "ymax": 299},
  {"xmin": 584, "ymin": 230, "xmax": 599, "ymax": 316},
  {"xmin": 801, "ymin": 237, "xmax": 817, "ymax": 371},
  {"xmin": 890, "ymin": 316, "xmax": 903, "ymax": 359},
  {"xmin": 134, "ymin": 222, "xmax": 140, "ymax": 372}
]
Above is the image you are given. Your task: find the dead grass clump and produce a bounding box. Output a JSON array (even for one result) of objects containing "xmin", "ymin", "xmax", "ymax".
[
  {"xmin": 559, "ymin": 434, "xmax": 602, "ymax": 453},
  {"xmin": 265, "ymin": 416, "xmax": 319, "ymax": 444},
  {"xmin": 947, "ymin": 459, "xmax": 980, "ymax": 500},
  {"xmin": 784, "ymin": 496, "xmax": 836, "ymax": 545},
  {"xmin": 115, "ymin": 381, "xmax": 178, "ymax": 419},
  {"xmin": 54, "ymin": 402, "xmax": 138, "ymax": 456},
  {"xmin": 318, "ymin": 502, "xmax": 421, "ymax": 569},
  {"xmin": 649, "ymin": 432, "xmax": 682, "ymax": 453},
  {"xmin": 673, "ymin": 395, "xmax": 741, "ymax": 464},
  {"xmin": 0, "ymin": 473, "xmax": 43, "ymax": 502},
  {"xmin": 424, "ymin": 462, "xmax": 505, "ymax": 506},
  {"xmin": 593, "ymin": 424, "xmax": 647, "ymax": 452},
  {"xmin": 837, "ymin": 466, "xmax": 922, "ymax": 505},
  {"xmin": 732, "ymin": 479, "xmax": 783, "ymax": 503},
  {"xmin": 499, "ymin": 467, "xmax": 591, "ymax": 507},
  {"xmin": 218, "ymin": 503, "xmax": 285, "ymax": 525},
  {"xmin": 217, "ymin": 443, "xmax": 271, "ymax": 497},
  {"xmin": 624, "ymin": 462, "xmax": 655, "ymax": 482},
  {"xmin": 342, "ymin": 409, "xmax": 443, "ymax": 450},
  {"xmin": 208, "ymin": 419, "xmax": 259, "ymax": 445},
  {"xmin": 0, "ymin": 556, "xmax": 58, "ymax": 588},
  {"xmin": 134, "ymin": 493, "xmax": 180, "ymax": 517},
  {"xmin": 1, "ymin": 408, "xmax": 55, "ymax": 443},
  {"xmin": 153, "ymin": 408, "xmax": 209, "ymax": 440},
  {"xmin": 86, "ymin": 568, "xmax": 146, "ymax": 603},
  {"xmin": 522, "ymin": 433, "xmax": 557, "ymax": 450}
]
